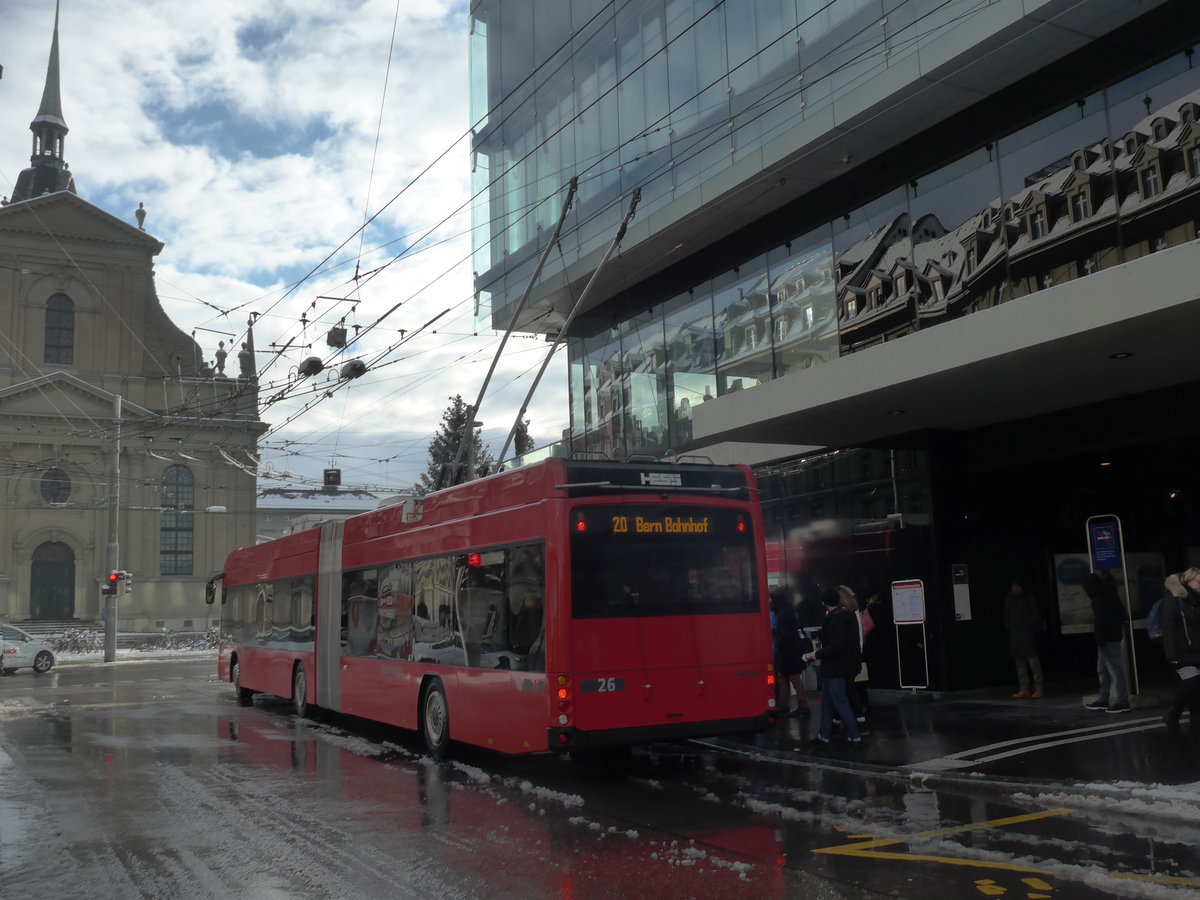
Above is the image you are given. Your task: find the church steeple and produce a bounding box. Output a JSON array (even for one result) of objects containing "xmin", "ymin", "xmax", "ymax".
[{"xmin": 10, "ymin": 1, "xmax": 77, "ymax": 203}]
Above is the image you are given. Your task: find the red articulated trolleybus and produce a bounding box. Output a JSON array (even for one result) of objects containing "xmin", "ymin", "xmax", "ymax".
[{"xmin": 208, "ymin": 457, "xmax": 776, "ymax": 758}]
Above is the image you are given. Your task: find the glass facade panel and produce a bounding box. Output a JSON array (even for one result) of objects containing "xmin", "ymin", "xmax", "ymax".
[
  {"xmin": 569, "ymin": 329, "xmax": 625, "ymax": 456},
  {"xmin": 621, "ymin": 310, "xmax": 668, "ymax": 453},
  {"xmin": 833, "ymin": 187, "xmax": 911, "ymax": 354},
  {"xmin": 998, "ymin": 89, "xmax": 1113, "ymax": 300},
  {"xmin": 714, "ymin": 254, "xmax": 773, "ymax": 395},
  {"xmin": 908, "ymin": 146, "xmax": 1005, "ymax": 321},
  {"xmin": 769, "ymin": 226, "xmax": 837, "ymax": 376},
  {"xmin": 664, "ymin": 288, "xmax": 716, "ymax": 447}
]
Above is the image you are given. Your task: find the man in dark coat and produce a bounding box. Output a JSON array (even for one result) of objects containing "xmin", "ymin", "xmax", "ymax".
[
  {"xmin": 1082, "ymin": 572, "xmax": 1130, "ymax": 712},
  {"xmin": 1162, "ymin": 567, "xmax": 1200, "ymax": 734},
  {"xmin": 804, "ymin": 588, "xmax": 862, "ymax": 744},
  {"xmin": 1003, "ymin": 581, "xmax": 1044, "ymax": 698}
]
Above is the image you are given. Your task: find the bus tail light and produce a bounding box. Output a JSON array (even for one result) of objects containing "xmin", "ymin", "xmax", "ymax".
[
  {"xmin": 766, "ymin": 666, "xmax": 777, "ymax": 709},
  {"xmin": 555, "ymin": 674, "xmax": 572, "ymax": 723}
]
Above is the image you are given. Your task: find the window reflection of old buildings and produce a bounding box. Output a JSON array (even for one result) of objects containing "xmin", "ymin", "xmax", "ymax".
[{"xmin": 569, "ymin": 56, "xmax": 1200, "ymax": 458}]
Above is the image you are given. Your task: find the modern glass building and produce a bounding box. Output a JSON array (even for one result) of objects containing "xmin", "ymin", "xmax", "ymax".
[{"xmin": 469, "ymin": 0, "xmax": 1200, "ymax": 691}]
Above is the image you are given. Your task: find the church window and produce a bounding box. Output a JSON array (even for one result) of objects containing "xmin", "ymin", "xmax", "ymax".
[
  {"xmin": 40, "ymin": 468, "xmax": 71, "ymax": 503},
  {"xmin": 160, "ymin": 465, "xmax": 195, "ymax": 576},
  {"xmin": 45, "ymin": 293, "xmax": 74, "ymax": 364}
]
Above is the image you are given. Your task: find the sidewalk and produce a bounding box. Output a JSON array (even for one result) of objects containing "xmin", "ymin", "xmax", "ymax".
[{"xmin": 716, "ymin": 678, "xmax": 1200, "ymax": 822}]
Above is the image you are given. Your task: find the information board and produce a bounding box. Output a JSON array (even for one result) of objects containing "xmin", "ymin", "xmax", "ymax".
[{"xmin": 892, "ymin": 579, "xmax": 926, "ymax": 624}]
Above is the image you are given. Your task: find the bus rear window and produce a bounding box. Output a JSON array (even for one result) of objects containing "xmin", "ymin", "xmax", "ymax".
[{"xmin": 570, "ymin": 506, "xmax": 759, "ymax": 618}]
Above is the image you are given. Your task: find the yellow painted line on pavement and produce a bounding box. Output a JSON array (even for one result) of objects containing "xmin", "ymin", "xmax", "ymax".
[
  {"xmin": 815, "ymin": 806, "xmax": 1200, "ymax": 887},
  {"xmin": 814, "ymin": 808, "xmax": 1074, "ymax": 874}
]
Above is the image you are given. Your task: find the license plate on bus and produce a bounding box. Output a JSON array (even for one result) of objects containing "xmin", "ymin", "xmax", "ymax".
[{"xmin": 581, "ymin": 677, "xmax": 625, "ymax": 693}]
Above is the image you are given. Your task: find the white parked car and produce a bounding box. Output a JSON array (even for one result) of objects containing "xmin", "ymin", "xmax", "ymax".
[{"xmin": 1, "ymin": 625, "xmax": 56, "ymax": 674}]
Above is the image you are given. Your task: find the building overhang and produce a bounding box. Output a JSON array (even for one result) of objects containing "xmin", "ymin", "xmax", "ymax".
[{"xmin": 693, "ymin": 242, "xmax": 1200, "ymax": 450}]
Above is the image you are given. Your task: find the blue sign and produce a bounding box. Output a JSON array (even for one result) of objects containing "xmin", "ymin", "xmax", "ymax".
[{"xmin": 1088, "ymin": 518, "xmax": 1122, "ymax": 570}]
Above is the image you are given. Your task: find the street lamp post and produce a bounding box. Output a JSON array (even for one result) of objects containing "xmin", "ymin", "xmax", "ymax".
[{"xmin": 104, "ymin": 395, "xmax": 122, "ymax": 662}]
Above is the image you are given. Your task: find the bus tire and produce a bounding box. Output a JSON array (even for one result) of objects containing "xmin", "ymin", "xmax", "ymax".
[
  {"xmin": 421, "ymin": 679, "xmax": 450, "ymax": 759},
  {"xmin": 292, "ymin": 663, "xmax": 309, "ymax": 719},
  {"xmin": 233, "ymin": 660, "xmax": 254, "ymax": 707}
]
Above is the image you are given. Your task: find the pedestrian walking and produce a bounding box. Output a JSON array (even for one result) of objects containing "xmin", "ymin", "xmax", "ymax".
[
  {"xmin": 1081, "ymin": 572, "xmax": 1130, "ymax": 713},
  {"xmin": 1003, "ymin": 580, "xmax": 1045, "ymax": 698},
  {"xmin": 1161, "ymin": 568, "xmax": 1200, "ymax": 735},
  {"xmin": 770, "ymin": 587, "xmax": 809, "ymax": 715},
  {"xmin": 804, "ymin": 588, "xmax": 862, "ymax": 744}
]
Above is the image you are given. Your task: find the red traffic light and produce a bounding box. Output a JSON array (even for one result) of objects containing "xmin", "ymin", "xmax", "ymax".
[{"xmin": 108, "ymin": 571, "xmax": 120, "ymax": 584}]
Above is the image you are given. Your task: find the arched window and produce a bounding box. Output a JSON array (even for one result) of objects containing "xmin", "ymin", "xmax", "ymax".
[
  {"xmin": 45, "ymin": 293, "xmax": 75, "ymax": 364},
  {"xmin": 40, "ymin": 467, "xmax": 71, "ymax": 503},
  {"xmin": 160, "ymin": 465, "xmax": 194, "ymax": 575}
]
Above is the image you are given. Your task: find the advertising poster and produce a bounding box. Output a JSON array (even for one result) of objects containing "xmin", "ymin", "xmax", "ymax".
[{"xmin": 1055, "ymin": 551, "xmax": 1166, "ymax": 634}]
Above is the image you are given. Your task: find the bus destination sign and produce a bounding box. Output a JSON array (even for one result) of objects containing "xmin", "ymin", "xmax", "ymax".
[{"xmin": 613, "ymin": 514, "xmax": 711, "ymax": 535}]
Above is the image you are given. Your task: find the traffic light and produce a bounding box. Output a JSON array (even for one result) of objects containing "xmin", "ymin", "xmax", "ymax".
[
  {"xmin": 102, "ymin": 570, "xmax": 120, "ymax": 596},
  {"xmin": 122, "ymin": 571, "xmax": 133, "ymax": 594}
]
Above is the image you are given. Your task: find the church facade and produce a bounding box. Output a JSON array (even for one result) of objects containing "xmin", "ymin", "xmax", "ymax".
[{"xmin": 0, "ymin": 9, "xmax": 264, "ymax": 631}]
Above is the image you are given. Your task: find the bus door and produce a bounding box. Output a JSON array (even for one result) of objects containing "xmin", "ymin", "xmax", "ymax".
[
  {"xmin": 316, "ymin": 520, "xmax": 344, "ymax": 711},
  {"xmin": 567, "ymin": 505, "xmax": 765, "ymax": 730}
]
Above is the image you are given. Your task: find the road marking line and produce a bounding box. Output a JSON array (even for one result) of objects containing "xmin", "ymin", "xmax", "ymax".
[
  {"xmin": 907, "ymin": 718, "xmax": 1163, "ymax": 770},
  {"xmin": 814, "ymin": 807, "xmax": 1073, "ymax": 873}
]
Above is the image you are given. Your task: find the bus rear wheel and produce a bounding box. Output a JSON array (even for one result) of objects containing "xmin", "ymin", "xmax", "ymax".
[
  {"xmin": 292, "ymin": 663, "xmax": 309, "ymax": 718},
  {"xmin": 421, "ymin": 679, "xmax": 450, "ymax": 759},
  {"xmin": 233, "ymin": 660, "xmax": 254, "ymax": 707}
]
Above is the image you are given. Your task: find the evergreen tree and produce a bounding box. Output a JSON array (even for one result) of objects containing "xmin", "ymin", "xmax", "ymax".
[
  {"xmin": 416, "ymin": 395, "xmax": 495, "ymax": 495},
  {"xmin": 513, "ymin": 415, "xmax": 535, "ymax": 457}
]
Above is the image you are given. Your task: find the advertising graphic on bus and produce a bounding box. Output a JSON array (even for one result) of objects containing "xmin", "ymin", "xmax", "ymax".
[{"xmin": 209, "ymin": 458, "xmax": 776, "ymax": 757}]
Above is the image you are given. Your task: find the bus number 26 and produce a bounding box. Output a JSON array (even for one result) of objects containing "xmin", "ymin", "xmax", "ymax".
[{"xmin": 583, "ymin": 677, "xmax": 625, "ymax": 693}]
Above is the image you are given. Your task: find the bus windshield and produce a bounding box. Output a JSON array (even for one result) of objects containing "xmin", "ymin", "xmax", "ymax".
[{"xmin": 570, "ymin": 505, "xmax": 759, "ymax": 618}]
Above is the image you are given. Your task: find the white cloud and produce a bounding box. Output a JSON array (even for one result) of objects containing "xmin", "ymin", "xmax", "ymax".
[{"xmin": 0, "ymin": 0, "xmax": 569, "ymax": 490}]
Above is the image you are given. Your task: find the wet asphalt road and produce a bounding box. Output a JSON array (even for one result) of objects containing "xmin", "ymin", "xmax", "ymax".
[{"xmin": 1, "ymin": 657, "xmax": 1198, "ymax": 898}]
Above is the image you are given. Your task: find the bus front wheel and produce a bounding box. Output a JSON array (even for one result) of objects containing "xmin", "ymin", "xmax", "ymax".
[
  {"xmin": 421, "ymin": 679, "xmax": 450, "ymax": 759},
  {"xmin": 292, "ymin": 663, "xmax": 309, "ymax": 718},
  {"xmin": 233, "ymin": 660, "xmax": 254, "ymax": 707}
]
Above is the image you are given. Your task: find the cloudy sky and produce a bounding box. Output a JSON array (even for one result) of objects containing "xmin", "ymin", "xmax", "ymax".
[{"xmin": 0, "ymin": 0, "xmax": 569, "ymax": 492}]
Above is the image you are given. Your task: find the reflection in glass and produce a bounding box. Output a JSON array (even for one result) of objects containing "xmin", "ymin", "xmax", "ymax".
[
  {"xmin": 622, "ymin": 310, "xmax": 668, "ymax": 453},
  {"xmin": 664, "ymin": 289, "xmax": 716, "ymax": 448},
  {"xmin": 569, "ymin": 329, "xmax": 625, "ymax": 456},
  {"xmin": 833, "ymin": 188, "xmax": 913, "ymax": 354},
  {"xmin": 769, "ymin": 229, "xmax": 837, "ymax": 375},
  {"xmin": 714, "ymin": 255, "xmax": 773, "ymax": 395}
]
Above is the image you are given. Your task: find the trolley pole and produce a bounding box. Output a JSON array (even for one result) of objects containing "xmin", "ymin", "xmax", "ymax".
[{"xmin": 104, "ymin": 395, "xmax": 122, "ymax": 662}]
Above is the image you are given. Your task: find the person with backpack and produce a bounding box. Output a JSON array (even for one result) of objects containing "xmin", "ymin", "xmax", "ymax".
[
  {"xmin": 1161, "ymin": 568, "xmax": 1200, "ymax": 735},
  {"xmin": 1081, "ymin": 572, "xmax": 1130, "ymax": 713}
]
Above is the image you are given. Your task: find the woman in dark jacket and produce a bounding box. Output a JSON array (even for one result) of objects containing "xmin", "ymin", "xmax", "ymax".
[{"xmin": 1161, "ymin": 568, "xmax": 1200, "ymax": 734}]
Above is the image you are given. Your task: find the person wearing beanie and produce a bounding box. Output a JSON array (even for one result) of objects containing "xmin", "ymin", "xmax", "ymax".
[{"xmin": 803, "ymin": 586, "xmax": 863, "ymax": 744}]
